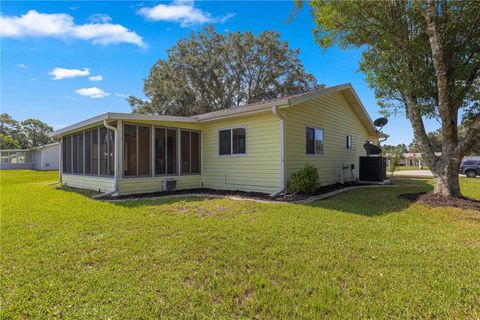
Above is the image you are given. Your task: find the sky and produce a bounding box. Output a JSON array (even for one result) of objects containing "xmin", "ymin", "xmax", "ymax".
[{"xmin": 1, "ymin": 1, "xmax": 440, "ymax": 145}]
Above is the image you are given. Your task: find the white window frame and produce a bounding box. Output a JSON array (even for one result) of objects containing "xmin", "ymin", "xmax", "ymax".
[
  {"xmin": 346, "ymin": 135, "xmax": 353, "ymax": 150},
  {"xmin": 217, "ymin": 126, "xmax": 247, "ymax": 157},
  {"xmin": 306, "ymin": 127, "xmax": 324, "ymax": 156}
]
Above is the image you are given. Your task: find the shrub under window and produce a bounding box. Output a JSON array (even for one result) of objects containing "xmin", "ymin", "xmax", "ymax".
[{"xmin": 286, "ymin": 163, "xmax": 320, "ymax": 195}]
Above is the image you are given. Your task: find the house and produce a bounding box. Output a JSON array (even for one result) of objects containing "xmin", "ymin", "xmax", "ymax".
[
  {"xmin": 385, "ymin": 152, "xmax": 442, "ymax": 168},
  {"xmin": 50, "ymin": 83, "xmax": 383, "ymax": 196},
  {"xmin": 0, "ymin": 142, "xmax": 60, "ymax": 170}
]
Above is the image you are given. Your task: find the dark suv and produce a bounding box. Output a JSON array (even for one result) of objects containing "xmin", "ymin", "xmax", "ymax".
[{"xmin": 460, "ymin": 159, "xmax": 480, "ymax": 178}]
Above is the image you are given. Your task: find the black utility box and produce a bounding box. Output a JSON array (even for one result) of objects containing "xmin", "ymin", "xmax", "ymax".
[{"xmin": 359, "ymin": 156, "xmax": 387, "ymax": 181}]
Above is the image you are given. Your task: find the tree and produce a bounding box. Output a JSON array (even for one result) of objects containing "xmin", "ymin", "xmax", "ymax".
[
  {"xmin": 129, "ymin": 26, "xmax": 319, "ymax": 116},
  {"xmin": 21, "ymin": 119, "xmax": 53, "ymax": 147},
  {"xmin": 382, "ymin": 144, "xmax": 408, "ymax": 155},
  {"xmin": 297, "ymin": 0, "xmax": 480, "ymax": 197},
  {"xmin": 409, "ymin": 129, "xmax": 442, "ymax": 153},
  {"xmin": 0, "ymin": 113, "xmax": 26, "ymax": 147},
  {"xmin": 0, "ymin": 134, "xmax": 20, "ymax": 149}
]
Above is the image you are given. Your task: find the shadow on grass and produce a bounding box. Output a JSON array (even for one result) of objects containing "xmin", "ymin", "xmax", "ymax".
[{"xmin": 304, "ymin": 180, "xmax": 434, "ymax": 217}]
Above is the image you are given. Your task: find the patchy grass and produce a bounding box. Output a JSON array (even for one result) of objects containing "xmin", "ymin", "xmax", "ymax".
[
  {"xmin": 1, "ymin": 170, "xmax": 480, "ymax": 319},
  {"xmin": 390, "ymin": 165, "xmax": 430, "ymax": 171}
]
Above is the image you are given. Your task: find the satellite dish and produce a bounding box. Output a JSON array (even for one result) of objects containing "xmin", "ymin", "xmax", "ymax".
[
  {"xmin": 364, "ymin": 143, "xmax": 382, "ymax": 155},
  {"xmin": 373, "ymin": 117, "xmax": 388, "ymax": 131}
]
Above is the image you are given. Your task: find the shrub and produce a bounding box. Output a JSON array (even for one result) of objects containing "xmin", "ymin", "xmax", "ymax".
[{"xmin": 286, "ymin": 163, "xmax": 320, "ymax": 195}]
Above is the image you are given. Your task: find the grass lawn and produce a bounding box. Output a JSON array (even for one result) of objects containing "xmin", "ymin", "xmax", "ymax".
[
  {"xmin": 1, "ymin": 170, "xmax": 480, "ymax": 319},
  {"xmin": 389, "ymin": 166, "xmax": 430, "ymax": 171}
]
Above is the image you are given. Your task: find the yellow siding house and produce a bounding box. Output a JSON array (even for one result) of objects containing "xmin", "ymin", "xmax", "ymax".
[{"xmin": 51, "ymin": 83, "xmax": 382, "ymax": 196}]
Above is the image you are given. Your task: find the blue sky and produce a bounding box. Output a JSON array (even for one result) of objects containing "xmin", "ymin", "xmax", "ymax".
[{"xmin": 1, "ymin": 1, "xmax": 440, "ymax": 145}]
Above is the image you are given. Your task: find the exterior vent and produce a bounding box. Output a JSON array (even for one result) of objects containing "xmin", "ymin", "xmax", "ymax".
[{"xmin": 162, "ymin": 179, "xmax": 177, "ymax": 191}]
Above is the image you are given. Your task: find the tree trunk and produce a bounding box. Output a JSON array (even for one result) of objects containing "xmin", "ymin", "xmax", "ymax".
[{"xmin": 431, "ymin": 156, "xmax": 461, "ymax": 197}]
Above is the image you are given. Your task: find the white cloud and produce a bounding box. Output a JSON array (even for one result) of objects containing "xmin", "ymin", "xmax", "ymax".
[
  {"xmin": 16, "ymin": 63, "xmax": 28, "ymax": 69},
  {"xmin": 138, "ymin": 1, "xmax": 234, "ymax": 27},
  {"xmin": 88, "ymin": 14, "xmax": 112, "ymax": 24},
  {"xmin": 21, "ymin": 108, "xmax": 28, "ymax": 112},
  {"xmin": 89, "ymin": 75, "xmax": 103, "ymax": 82},
  {"xmin": 75, "ymin": 87, "xmax": 110, "ymax": 98},
  {"xmin": 0, "ymin": 10, "xmax": 145, "ymax": 47},
  {"xmin": 115, "ymin": 92, "xmax": 129, "ymax": 98},
  {"xmin": 49, "ymin": 67, "xmax": 90, "ymax": 80}
]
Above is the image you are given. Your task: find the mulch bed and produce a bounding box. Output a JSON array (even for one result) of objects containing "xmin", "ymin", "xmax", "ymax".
[
  {"xmin": 106, "ymin": 182, "xmax": 363, "ymax": 202},
  {"xmin": 400, "ymin": 192, "xmax": 480, "ymax": 211}
]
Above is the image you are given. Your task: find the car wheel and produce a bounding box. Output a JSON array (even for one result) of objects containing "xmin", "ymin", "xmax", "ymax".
[{"xmin": 465, "ymin": 170, "xmax": 477, "ymax": 178}]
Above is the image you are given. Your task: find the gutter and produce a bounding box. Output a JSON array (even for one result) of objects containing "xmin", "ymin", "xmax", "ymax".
[
  {"xmin": 270, "ymin": 105, "xmax": 286, "ymax": 197},
  {"xmin": 93, "ymin": 119, "xmax": 120, "ymax": 198}
]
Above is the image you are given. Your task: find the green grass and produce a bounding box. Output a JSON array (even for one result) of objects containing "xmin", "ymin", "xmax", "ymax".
[
  {"xmin": 1, "ymin": 170, "xmax": 480, "ymax": 319},
  {"xmin": 389, "ymin": 166, "xmax": 430, "ymax": 171}
]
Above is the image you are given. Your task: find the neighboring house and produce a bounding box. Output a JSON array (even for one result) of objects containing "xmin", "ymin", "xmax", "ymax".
[
  {"xmin": 385, "ymin": 152, "xmax": 442, "ymax": 168},
  {"xmin": 0, "ymin": 142, "xmax": 59, "ymax": 170},
  {"xmin": 50, "ymin": 83, "xmax": 383, "ymax": 196}
]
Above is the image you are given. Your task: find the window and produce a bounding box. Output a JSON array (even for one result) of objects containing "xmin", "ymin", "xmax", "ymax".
[
  {"xmin": 219, "ymin": 128, "xmax": 246, "ymax": 155},
  {"xmin": 138, "ymin": 126, "xmax": 151, "ymax": 176},
  {"xmin": 72, "ymin": 132, "xmax": 83, "ymax": 174},
  {"xmin": 124, "ymin": 124, "xmax": 137, "ymax": 176},
  {"xmin": 62, "ymin": 136, "xmax": 72, "ymax": 173},
  {"xmin": 346, "ymin": 135, "xmax": 352, "ymax": 149},
  {"xmin": 181, "ymin": 130, "xmax": 200, "ymax": 174},
  {"xmin": 123, "ymin": 124, "xmax": 150, "ymax": 177},
  {"xmin": 1, "ymin": 152, "xmax": 8, "ymax": 163},
  {"xmin": 306, "ymin": 127, "xmax": 323, "ymax": 155},
  {"xmin": 166, "ymin": 129, "xmax": 177, "ymax": 174},
  {"xmin": 61, "ymin": 125, "xmax": 114, "ymax": 176}
]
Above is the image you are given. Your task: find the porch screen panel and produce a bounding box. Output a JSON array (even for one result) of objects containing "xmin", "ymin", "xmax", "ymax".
[
  {"xmin": 124, "ymin": 125, "xmax": 137, "ymax": 176},
  {"xmin": 63, "ymin": 136, "xmax": 72, "ymax": 173},
  {"xmin": 78, "ymin": 133, "xmax": 84, "ymax": 173},
  {"xmin": 166, "ymin": 129, "xmax": 177, "ymax": 174},
  {"xmin": 72, "ymin": 134, "xmax": 79, "ymax": 174},
  {"xmin": 181, "ymin": 130, "xmax": 190, "ymax": 174},
  {"xmin": 138, "ymin": 126, "xmax": 151, "ymax": 176},
  {"xmin": 84, "ymin": 130, "xmax": 91, "ymax": 174},
  {"xmin": 190, "ymin": 131, "xmax": 200, "ymax": 174},
  {"xmin": 108, "ymin": 131, "xmax": 115, "ymax": 176},
  {"xmin": 100, "ymin": 127, "xmax": 108, "ymax": 175},
  {"xmin": 91, "ymin": 128, "xmax": 99, "ymax": 175},
  {"xmin": 155, "ymin": 128, "xmax": 166, "ymax": 175}
]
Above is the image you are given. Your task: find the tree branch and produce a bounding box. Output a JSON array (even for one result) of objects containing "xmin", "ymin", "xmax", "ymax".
[{"xmin": 456, "ymin": 113, "xmax": 480, "ymax": 157}]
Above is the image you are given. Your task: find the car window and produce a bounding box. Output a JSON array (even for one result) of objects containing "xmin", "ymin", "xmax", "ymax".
[{"xmin": 462, "ymin": 160, "xmax": 475, "ymax": 165}]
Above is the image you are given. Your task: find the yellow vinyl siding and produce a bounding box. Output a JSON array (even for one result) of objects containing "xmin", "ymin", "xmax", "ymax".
[
  {"xmin": 62, "ymin": 174, "xmax": 115, "ymax": 193},
  {"xmin": 118, "ymin": 176, "xmax": 202, "ymax": 195},
  {"xmin": 284, "ymin": 91, "xmax": 369, "ymax": 185},
  {"xmin": 201, "ymin": 112, "xmax": 281, "ymax": 194}
]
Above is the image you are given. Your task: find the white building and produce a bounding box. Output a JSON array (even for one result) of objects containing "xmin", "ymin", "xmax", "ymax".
[{"xmin": 0, "ymin": 142, "xmax": 59, "ymax": 170}]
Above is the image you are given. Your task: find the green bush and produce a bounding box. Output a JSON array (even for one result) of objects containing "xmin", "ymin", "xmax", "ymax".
[{"xmin": 286, "ymin": 163, "xmax": 320, "ymax": 195}]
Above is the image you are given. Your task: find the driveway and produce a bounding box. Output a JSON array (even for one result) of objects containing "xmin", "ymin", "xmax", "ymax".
[{"xmin": 391, "ymin": 170, "xmax": 474, "ymax": 178}]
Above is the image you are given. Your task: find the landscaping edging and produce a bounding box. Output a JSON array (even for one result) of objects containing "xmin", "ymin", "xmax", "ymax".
[{"xmin": 102, "ymin": 184, "xmax": 397, "ymax": 204}]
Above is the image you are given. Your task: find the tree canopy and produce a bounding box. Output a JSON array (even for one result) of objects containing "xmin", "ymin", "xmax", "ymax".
[
  {"xmin": 298, "ymin": 0, "xmax": 480, "ymax": 197},
  {"xmin": 0, "ymin": 113, "xmax": 53, "ymax": 149},
  {"xmin": 129, "ymin": 26, "xmax": 320, "ymax": 116}
]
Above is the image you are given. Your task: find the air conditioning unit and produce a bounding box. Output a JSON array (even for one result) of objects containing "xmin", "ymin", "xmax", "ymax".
[{"xmin": 162, "ymin": 179, "xmax": 177, "ymax": 191}]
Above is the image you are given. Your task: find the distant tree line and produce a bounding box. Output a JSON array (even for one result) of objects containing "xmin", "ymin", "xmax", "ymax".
[
  {"xmin": 383, "ymin": 125, "xmax": 479, "ymax": 156},
  {"xmin": 0, "ymin": 113, "xmax": 53, "ymax": 149}
]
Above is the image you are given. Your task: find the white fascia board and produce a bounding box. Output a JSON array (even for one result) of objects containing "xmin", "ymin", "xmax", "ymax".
[{"xmin": 50, "ymin": 112, "xmax": 196, "ymax": 137}]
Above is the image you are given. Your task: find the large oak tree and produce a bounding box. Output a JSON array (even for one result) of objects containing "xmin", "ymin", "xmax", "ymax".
[
  {"xmin": 297, "ymin": 0, "xmax": 480, "ymax": 197},
  {"xmin": 129, "ymin": 26, "xmax": 319, "ymax": 116}
]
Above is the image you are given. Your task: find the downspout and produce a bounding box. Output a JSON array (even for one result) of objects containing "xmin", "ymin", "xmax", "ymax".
[
  {"xmin": 271, "ymin": 105, "xmax": 285, "ymax": 197},
  {"xmin": 93, "ymin": 119, "xmax": 119, "ymax": 198}
]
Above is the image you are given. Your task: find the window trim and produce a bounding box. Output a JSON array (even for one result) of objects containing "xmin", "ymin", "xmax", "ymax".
[
  {"xmin": 180, "ymin": 129, "xmax": 201, "ymax": 176},
  {"xmin": 153, "ymin": 125, "xmax": 180, "ymax": 177},
  {"xmin": 122, "ymin": 122, "xmax": 152, "ymax": 178},
  {"xmin": 346, "ymin": 135, "xmax": 353, "ymax": 150},
  {"xmin": 61, "ymin": 125, "xmax": 115, "ymax": 177},
  {"xmin": 217, "ymin": 126, "xmax": 247, "ymax": 157},
  {"xmin": 306, "ymin": 126, "xmax": 324, "ymax": 156}
]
